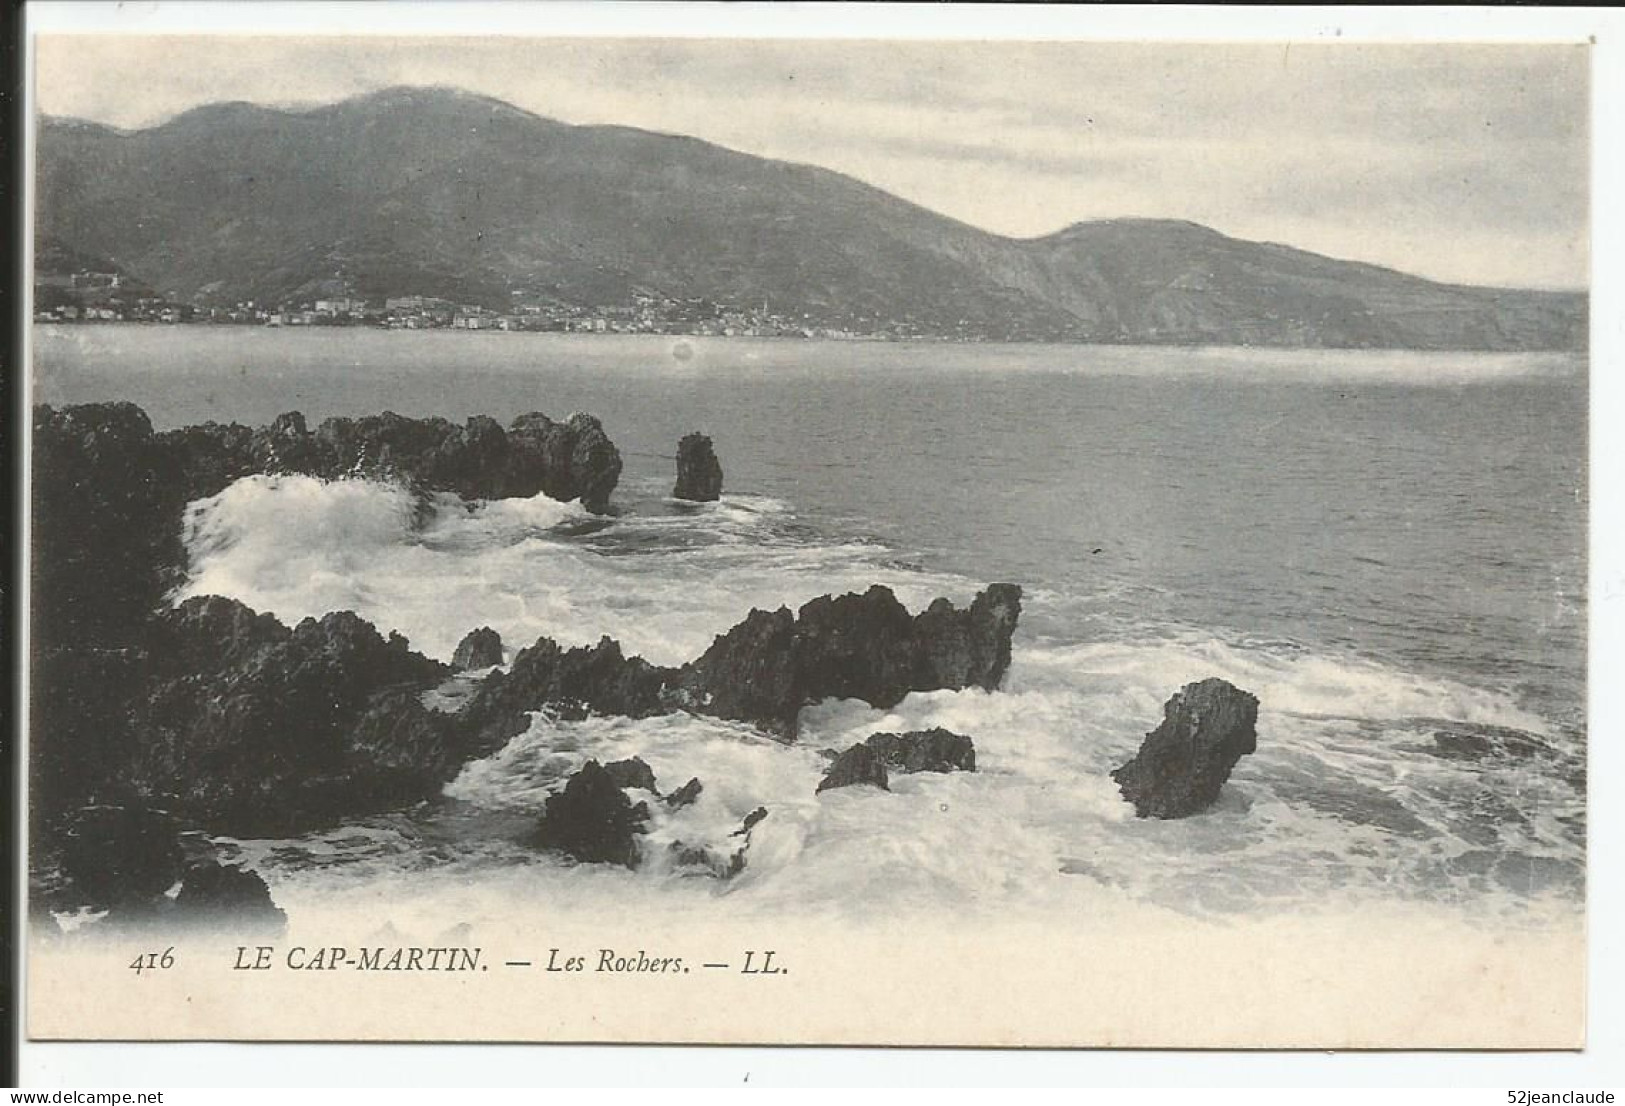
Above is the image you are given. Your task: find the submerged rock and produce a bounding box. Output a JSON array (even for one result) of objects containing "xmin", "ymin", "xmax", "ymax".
[
  {"xmin": 1428, "ymin": 724, "xmax": 1550, "ymax": 763},
  {"xmin": 533, "ymin": 760, "xmax": 651, "ymax": 867},
  {"xmin": 1112, "ymin": 678, "xmax": 1259, "ymax": 818},
  {"xmin": 452, "ymin": 627, "xmax": 504, "ymax": 671},
  {"xmin": 673, "ymin": 432, "xmax": 724, "ymax": 501},
  {"xmin": 864, "ymin": 728, "xmax": 976, "ymax": 774},
  {"xmin": 681, "ymin": 583, "xmax": 1022, "ymax": 739},
  {"xmin": 671, "ymin": 806, "xmax": 770, "ymax": 878},
  {"xmin": 816, "ymin": 745, "xmax": 890, "ymax": 794}
]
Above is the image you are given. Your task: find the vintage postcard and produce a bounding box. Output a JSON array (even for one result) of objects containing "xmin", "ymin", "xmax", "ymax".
[{"xmin": 22, "ymin": 10, "xmax": 1590, "ymax": 1047}]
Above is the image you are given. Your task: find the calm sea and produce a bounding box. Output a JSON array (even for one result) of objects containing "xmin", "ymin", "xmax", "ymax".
[{"xmin": 31, "ymin": 324, "xmax": 1588, "ymax": 928}]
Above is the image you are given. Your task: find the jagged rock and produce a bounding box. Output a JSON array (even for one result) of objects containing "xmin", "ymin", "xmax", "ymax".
[
  {"xmin": 30, "ymin": 400, "xmax": 625, "ymax": 832},
  {"xmin": 32, "ymin": 403, "xmax": 192, "ymax": 652},
  {"xmin": 1112, "ymin": 678, "xmax": 1259, "ymax": 818},
  {"xmin": 149, "ymin": 406, "xmax": 624, "ymax": 511},
  {"xmin": 912, "ymin": 585, "xmax": 1023, "ymax": 694},
  {"xmin": 460, "ymin": 636, "xmax": 680, "ymax": 756},
  {"xmin": 457, "ymin": 585, "xmax": 1021, "ymax": 748},
  {"xmin": 681, "ymin": 583, "xmax": 1022, "ymax": 738},
  {"xmin": 666, "ymin": 778, "xmax": 704, "ymax": 810},
  {"xmin": 157, "ymin": 592, "xmax": 289, "ymax": 673},
  {"xmin": 864, "ymin": 728, "xmax": 976, "ymax": 773},
  {"xmin": 505, "ymin": 411, "xmax": 623, "ymax": 511},
  {"xmin": 533, "ymin": 760, "xmax": 650, "ymax": 867},
  {"xmin": 126, "ymin": 599, "xmax": 455, "ymax": 835},
  {"xmin": 673, "ymin": 432, "xmax": 724, "ymax": 501},
  {"xmin": 452, "ymin": 627, "xmax": 504, "ymax": 671},
  {"xmin": 603, "ymin": 756, "xmax": 659, "ymax": 793},
  {"xmin": 816, "ymin": 745, "xmax": 890, "ymax": 794},
  {"xmin": 173, "ymin": 859, "xmax": 287, "ymax": 933},
  {"xmin": 735, "ymin": 806, "xmax": 770, "ymax": 835},
  {"xmin": 58, "ymin": 805, "xmax": 184, "ymax": 910}
]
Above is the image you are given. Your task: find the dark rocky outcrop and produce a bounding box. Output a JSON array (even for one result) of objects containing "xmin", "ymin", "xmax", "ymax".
[
  {"xmin": 864, "ymin": 728, "xmax": 977, "ymax": 774},
  {"xmin": 451, "ymin": 627, "xmax": 504, "ymax": 671},
  {"xmin": 459, "ymin": 584, "xmax": 1022, "ymax": 751},
  {"xmin": 172, "ymin": 859, "xmax": 287, "ymax": 933},
  {"xmin": 32, "ymin": 401, "xmax": 1027, "ymax": 858},
  {"xmin": 673, "ymin": 432, "xmax": 724, "ymax": 501},
  {"xmin": 32, "ymin": 403, "xmax": 192, "ymax": 652},
  {"xmin": 58, "ymin": 805, "xmax": 185, "ymax": 911},
  {"xmin": 680, "ymin": 583, "xmax": 1022, "ymax": 739},
  {"xmin": 533, "ymin": 760, "xmax": 651, "ymax": 867},
  {"xmin": 816, "ymin": 745, "xmax": 890, "ymax": 794},
  {"xmin": 36, "ymin": 586, "xmax": 1015, "ymax": 844},
  {"xmin": 124, "ymin": 598, "xmax": 455, "ymax": 835},
  {"xmin": 45, "ymin": 804, "xmax": 286, "ymax": 934},
  {"xmin": 603, "ymin": 756, "xmax": 659, "ymax": 794},
  {"xmin": 1111, "ymin": 678, "xmax": 1259, "ymax": 818},
  {"xmin": 30, "ymin": 401, "xmax": 624, "ymax": 833},
  {"xmin": 460, "ymin": 636, "xmax": 681, "ymax": 757},
  {"xmin": 162, "ymin": 408, "xmax": 624, "ymax": 512},
  {"xmin": 735, "ymin": 806, "xmax": 770, "ymax": 835},
  {"xmin": 666, "ymin": 777, "xmax": 704, "ymax": 810}
]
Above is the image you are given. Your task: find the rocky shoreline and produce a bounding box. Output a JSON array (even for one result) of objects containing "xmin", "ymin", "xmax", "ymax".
[{"xmin": 31, "ymin": 400, "xmax": 1261, "ymax": 932}]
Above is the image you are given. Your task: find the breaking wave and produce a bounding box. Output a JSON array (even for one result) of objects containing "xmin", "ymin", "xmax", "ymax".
[{"xmin": 183, "ymin": 470, "xmax": 1585, "ymax": 931}]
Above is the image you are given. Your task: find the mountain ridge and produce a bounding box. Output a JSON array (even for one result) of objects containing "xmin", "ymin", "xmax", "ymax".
[{"xmin": 35, "ymin": 86, "xmax": 1586, "ymax": 349}]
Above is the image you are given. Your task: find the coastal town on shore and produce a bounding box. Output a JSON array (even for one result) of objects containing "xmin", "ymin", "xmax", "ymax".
[{"xmin": 32, "ymin": 268, "xmax": 982, "ymax": 341}]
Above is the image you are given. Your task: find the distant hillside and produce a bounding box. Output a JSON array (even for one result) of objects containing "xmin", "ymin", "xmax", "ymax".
[{"xmin": 35, "ymin": 86, "xmax": 1586, "ymax": 350}]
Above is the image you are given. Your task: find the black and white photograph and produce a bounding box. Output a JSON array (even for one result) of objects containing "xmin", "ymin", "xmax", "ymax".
[{"xmin": 18, "ymin": 9, "xmax": 1595, "ymax": 1051}]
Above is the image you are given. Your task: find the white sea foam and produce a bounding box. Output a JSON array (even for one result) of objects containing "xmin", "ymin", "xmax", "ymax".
[
  {"xmin": 179, "ymin": 471, "xmax": 1583, "ymax": 930},
  {"xmin": 176, "ymin": 474, "xmax": 971, "ymax": 662}
]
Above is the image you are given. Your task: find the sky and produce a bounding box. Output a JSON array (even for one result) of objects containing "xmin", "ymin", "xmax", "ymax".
[{"xmin": 33, "ymin": 33, "xmax": 1590, "ymax": 290}]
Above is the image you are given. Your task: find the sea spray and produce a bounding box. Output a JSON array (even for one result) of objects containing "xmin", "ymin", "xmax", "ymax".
[{"xmin": 177, "ymin": 464, "xmax": 1583, "ymax": 928}]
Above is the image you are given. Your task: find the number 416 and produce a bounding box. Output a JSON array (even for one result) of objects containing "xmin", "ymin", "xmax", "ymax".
[{"xmin": 129, "ymin": 947, "xmax": 175, "ymax": 974}]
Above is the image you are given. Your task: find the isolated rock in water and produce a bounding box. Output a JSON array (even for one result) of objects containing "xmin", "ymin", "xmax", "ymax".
[
  {"xmin": 816, "ymin": 745, "xmax": 891, "ymax": 794},
  {"xmin": 681, "ymin": 583, "xmax": 1023, "ymax": 739},
  {"xmin": 735, "ymin": 806, "xmax": 770, "ymax": 836},
  {"xmin": 603, "ymin": 756, "xmax": 660, "ymax": 794},
  {"xmin": 173, "ymin": 859, "xmax": 287, "ymax": 933},
  {"xmin": 452, "ymin": 627, "xmax": 504, "ymax": 671},
  {"xmin": 864, "ymin": 728, "xmax": 976, "ymax": 774},
  {"xmin": 533, "ymin": 760, "xmax": 651, "ymax": 867},
  {"xmin": 666, "ymin": 777, "xmax": 704, "ymax": 810},
  {"xmin": 58, "ymin": 805, "xmax": 185, "ymax": 910},
  {"xmin": 1112, "ymin": 678, "xmax": 1260, "ymax": 818},
  {"xmin": 673, "ymin": 432, "xmax": 724, "ymax": 501}
]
